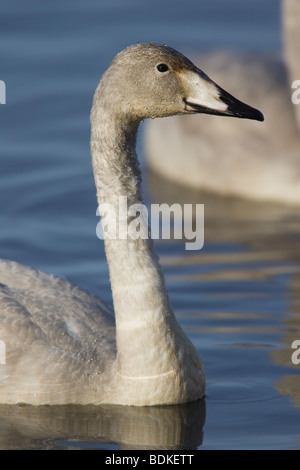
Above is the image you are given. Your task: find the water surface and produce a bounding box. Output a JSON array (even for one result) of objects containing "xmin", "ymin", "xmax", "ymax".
[{"xmin": 1, "ymin": 0, "xmax": 300, "ymax": 450}]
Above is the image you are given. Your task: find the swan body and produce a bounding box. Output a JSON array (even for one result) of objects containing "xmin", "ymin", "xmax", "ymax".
[
  {"xmin": 145, "ymin": 1, "xmax": 300, "ymax": 205},
  {"xmin": 0, "ymin": 43, "xmax": 263, "ymax": 406}
]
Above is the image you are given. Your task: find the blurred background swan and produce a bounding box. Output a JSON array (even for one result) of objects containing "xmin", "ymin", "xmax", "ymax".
[{"xmin": 145, "ymin": 0, "xmax": 300, "ymax": 205}]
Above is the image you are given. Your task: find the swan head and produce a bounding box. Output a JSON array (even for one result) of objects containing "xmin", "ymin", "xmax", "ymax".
[{"xmin": 92, "ymin": 42, "xmax": 264, "ymax": 123}]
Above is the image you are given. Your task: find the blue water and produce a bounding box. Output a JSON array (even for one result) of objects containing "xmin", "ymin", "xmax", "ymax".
[{"xmin": 1, "ymin": 0, "xmax": 300, "ymax": 450}]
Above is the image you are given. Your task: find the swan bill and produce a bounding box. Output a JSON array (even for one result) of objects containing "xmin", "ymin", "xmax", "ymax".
[
  {"xmin": 184, "ymin": 86, "xmax": 264, "ymax": 122},
  {"xmin": 182, "ymin": 66, "xmax": 264, "ymax": 122}
]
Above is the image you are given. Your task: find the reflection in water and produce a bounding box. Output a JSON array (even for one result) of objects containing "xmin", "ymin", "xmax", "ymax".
[
  {"xmin": 272, "ymin": 271, "xmax": 300, "ymax": 409},
  {"xmin": 0, "ymin": 400, "xmax": 205, "ymax": 450}
]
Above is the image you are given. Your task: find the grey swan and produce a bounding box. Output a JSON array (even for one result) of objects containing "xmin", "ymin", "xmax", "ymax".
[{"xmin": 0, "ymin": 43, "xmax": 263, "ymax": 406}]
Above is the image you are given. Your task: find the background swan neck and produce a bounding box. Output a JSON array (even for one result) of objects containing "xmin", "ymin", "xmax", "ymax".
[{"xmin": 90, "ymin": 108, "xmax": 186, "ymax": 378}]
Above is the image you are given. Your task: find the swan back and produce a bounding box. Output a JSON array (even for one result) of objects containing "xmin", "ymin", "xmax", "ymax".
[{"xmin": 0, "ymin": 259, "xmax": 116, "ymax": 404}]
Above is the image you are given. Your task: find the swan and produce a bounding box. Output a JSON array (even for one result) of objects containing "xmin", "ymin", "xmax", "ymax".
[
  {"xmin": 145, "ymin": 0, "xmax": 300, "ymax": 205},
  {"xmin": 0, "ymin": 42, "xmax": 263, "ymax": 406}
]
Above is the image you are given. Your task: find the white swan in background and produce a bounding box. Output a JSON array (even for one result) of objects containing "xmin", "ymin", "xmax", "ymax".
[
  {"xmin": 145, "ymin": 0, "xmax": 300, "ymax": 205},
  {"xmin": 0, "ymin": 43, "xmax": 263, "ymax": 406}
]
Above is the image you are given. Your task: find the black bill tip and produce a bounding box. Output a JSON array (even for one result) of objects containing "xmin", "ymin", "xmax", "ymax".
[
  {"xmin": 184, "ymin": 84, "xmax": 264, "ymax": 122},
  {"xmin": 218, "ymin": 87, "xmax": 264, "ymax": 122}
]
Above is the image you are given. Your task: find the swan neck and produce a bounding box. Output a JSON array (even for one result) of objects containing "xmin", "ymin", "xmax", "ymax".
[{"xmin": 90, "ymin": 109, "xmax": 183, "ymax": 378}]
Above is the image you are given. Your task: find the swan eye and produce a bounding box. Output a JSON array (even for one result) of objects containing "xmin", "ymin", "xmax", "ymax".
[{"xmin": 156, "ymin": 63, "xmax": 169, "ymax": 73}]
